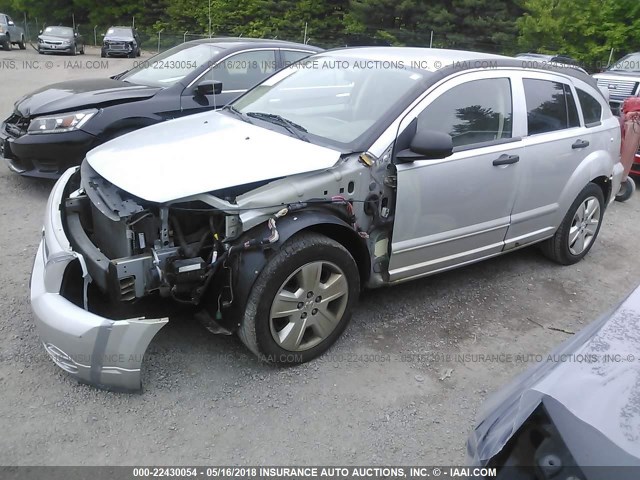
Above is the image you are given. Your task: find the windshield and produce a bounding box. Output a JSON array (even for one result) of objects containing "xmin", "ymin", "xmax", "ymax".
[
  {"xmin": 233, "ymin": 55, "xmax": 428, "ymax": 150},
  {"xmin": 43, "ymin": 26, "xmax": 73, "ymax": 36},
  {"xmin": 609, "ymin": 53, "xmax": 640, "ymax": 72},
  {"xmin": 106, "ymin": 27, "xmax": 133, "ymax": 38},
  {"xmin": 121, "ymin": 43, "xmax": 221, "ymax": 87}
]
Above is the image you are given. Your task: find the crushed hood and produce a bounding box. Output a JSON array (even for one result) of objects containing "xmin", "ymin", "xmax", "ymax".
[
  {"xmin": 14, "ymin": 79, "xmax": 160, "ymax": 117},
  {"xmin": 86, "ymin": 111, "xmax": 343, "ymax": 203}
]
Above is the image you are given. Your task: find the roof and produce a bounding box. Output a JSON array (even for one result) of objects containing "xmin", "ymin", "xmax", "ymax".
[
  {"xmin": 184, "ymin": 37, "xmax": 323, "ymax": 51},
  {"xmin": 326, "ymin": 47, "xmax": 510, "ymax": 72},
  {"xmin": 320, "ymin": 47, "xmax": 594, "ymax": 85}
]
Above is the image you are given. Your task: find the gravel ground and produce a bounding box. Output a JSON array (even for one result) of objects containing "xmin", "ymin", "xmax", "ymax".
[{"xmin": 1, "ymin": 46, "xmax": 640, "ymax": 466}]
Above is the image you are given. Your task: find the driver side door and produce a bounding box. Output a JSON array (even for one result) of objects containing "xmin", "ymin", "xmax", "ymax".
[{"xmin": 388, "ymin": 72, "xmax": 524, "ymax": 282}]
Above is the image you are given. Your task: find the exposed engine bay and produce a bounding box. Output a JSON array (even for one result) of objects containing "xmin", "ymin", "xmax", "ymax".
[{"xmin": 60, "ymin": 150, "xmax": 397, "ymax": 329}]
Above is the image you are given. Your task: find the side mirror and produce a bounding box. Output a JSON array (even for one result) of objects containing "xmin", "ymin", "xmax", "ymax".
[
  {"xmin": 8, "ymin": 20, "xmax": 14, "ymax": 26},
  {"xmin": 395, "ymin": 130, "xmax": 453, "ymax": 164},
  {"xmin": 39, "ymin": 30, "xmax": 43, "ymax": 34},
  {"xmin": 74, "ymin": 32, "xmax": 78, "ymax": 37},
  {"xmin": 195, "ymin": 80, "xmax": 223, "ymax": 96}
]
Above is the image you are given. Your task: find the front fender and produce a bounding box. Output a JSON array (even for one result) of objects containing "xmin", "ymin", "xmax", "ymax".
[{"xmin": 217, "ymin": 209, "xmax": 361, "ymax": 332}]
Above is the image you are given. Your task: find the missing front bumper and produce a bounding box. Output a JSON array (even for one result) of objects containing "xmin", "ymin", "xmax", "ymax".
[{"xmin": 30, "ymin": 168, "xmax": 168, "ymax": 391}]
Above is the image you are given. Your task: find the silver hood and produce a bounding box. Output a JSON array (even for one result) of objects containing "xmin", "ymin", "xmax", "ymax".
[{"xmin": 86, "ymin": 110, "xmax": 342, "ymax": 203}]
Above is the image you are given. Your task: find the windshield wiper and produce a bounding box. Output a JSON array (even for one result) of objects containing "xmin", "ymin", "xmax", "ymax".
[
  {"xmin": 224, "ymin": 105, "xmax": 251, "ymax": 123},
  {"xmin": 245, "ymin": 112, "xmax": 309, "ymax": 142}
]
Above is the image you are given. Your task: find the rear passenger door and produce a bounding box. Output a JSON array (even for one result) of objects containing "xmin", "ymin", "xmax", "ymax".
[{"xmin": 505, "ymin": 73, "xmax": 595, "ymax": 248}]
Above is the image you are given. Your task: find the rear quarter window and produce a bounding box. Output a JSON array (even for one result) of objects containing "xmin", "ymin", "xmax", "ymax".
[{"xmin": 577, "ymin": 89, "xmax": 603, "ymax": 126}]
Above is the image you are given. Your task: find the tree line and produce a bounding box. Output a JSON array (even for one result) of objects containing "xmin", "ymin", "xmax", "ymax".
[{"xmin": 1, "ymin": 0, "xmax": 639, "ymax": 68}]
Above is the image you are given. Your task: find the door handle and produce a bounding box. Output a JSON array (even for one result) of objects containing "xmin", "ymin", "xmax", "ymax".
[
  {"xmin": 572, "ymin": 139, "xmax": 590, "ymax": 149},
  {"xmin": 493, "ymin": 154, "xmax": 520, "ymax": 166}
]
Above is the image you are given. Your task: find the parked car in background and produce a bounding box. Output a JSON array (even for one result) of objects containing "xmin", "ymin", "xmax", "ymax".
[
  {"xmin": 1, "ymin": 38, "xmax": 321, "ymax": 178},
  {"xmin": 0, "ymin": 13, "xmax": 25, "ymax": 50},
  {"xmin": 594, "ymin": 52, "xmax": 640, "ymax": 115},
  {"xmin": 37, "ymin": 26, "xmax": 85, "ymax": 55},
  {"xmin": 468, "ymin": 284, "xmax": 640, "ymax": 476},
  {"xmin": 101, "ymin": 26, "xmax": 141, "ymax": 58},
  {"xmin": 30, "ymin": 48, "xmax": 622, "ymax": 390}
]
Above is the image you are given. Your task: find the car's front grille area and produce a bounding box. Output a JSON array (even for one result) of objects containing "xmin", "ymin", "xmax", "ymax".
[
  {"xmin": 4, "ymin": 113, "xmax": 29, "ymax": 138},
  {"xmin": 42, "ymin": 40, "xmax": 63, "ymax": 45},
  {"xmin": 597, "ymin": 79, "xmax": 638, "ymax": 101},
  {"xmin": 105, "ymin": 41, "xmax": 127, "ymax": 50}
]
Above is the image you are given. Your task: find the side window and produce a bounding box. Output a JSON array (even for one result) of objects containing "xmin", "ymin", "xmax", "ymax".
[
  {"xmin": 207, "ymin": 50, "xmax": 277, "ymax": 92},
  {"xmin": 417, "ymin": 78, "xmax": 513, "ymax": 149},
  {"xmin": 523, "ymin": 79, "xmax": 580, "ymax": 135},
  {"xmin": 577, "ymin": 89, "xmax": 603, "ymax": 126},
  {"xmin": 282, "ymin": 50, "xmax": 313, "ymax": 67}
]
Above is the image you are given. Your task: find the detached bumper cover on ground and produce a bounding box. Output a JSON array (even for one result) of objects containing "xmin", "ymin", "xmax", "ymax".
[{"xmin": 29, "ymin": 168, "xmax": 168, "ymax": 391}]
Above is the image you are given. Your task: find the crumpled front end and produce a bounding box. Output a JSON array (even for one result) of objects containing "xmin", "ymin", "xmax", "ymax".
[{"xmin": 30, "ymin": 167, "xmax": 168, "ymax": 391}]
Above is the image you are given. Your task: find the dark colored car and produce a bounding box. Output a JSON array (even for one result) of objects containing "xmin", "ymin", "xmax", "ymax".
[
  {"xmin": 37, "ymin": 26, "xmax": 85, "ymax": 55},
  {"xmin": 101, "ymin": 26, "xmax": 140, "ymax": 58},
  {"xmin": 468, "ymin": 285, "xmax": 640, "ymax": 477},
  {"xmin": 1, "ymin": 38, "xmax": 322, "ymax": 178}
]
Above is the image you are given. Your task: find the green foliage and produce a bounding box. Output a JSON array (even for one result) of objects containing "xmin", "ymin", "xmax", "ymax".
[
  {"xmin": 2, "ymin": 0, "xmax": 638, "ymax": 63},
  {"xmin": 518, "ymin": 0, "xmax": 640, "ymax": 68}
]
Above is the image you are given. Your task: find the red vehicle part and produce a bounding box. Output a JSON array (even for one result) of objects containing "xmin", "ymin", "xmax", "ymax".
[{"xmin": 620, "ymin": 97, "xmax": 640, "ymax": 180}]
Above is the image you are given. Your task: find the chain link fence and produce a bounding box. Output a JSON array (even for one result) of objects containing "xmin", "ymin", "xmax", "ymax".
[{"xmin": 8, "ymin": 14, "xmax": 611, "ymax": 68}]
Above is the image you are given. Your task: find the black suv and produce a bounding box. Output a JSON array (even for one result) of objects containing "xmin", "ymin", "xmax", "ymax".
[{"xmin": 101, "ymin": 26, "xmax": 141, "ymax": 58}]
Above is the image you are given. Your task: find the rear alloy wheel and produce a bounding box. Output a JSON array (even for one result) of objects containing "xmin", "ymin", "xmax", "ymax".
[
  {"xmin": 615, "ymin": 177, "xmax": 635, "ymax": 202},
  {"xmin": 238, "ymin": 232, "xmax": 360, "ymax": 364},
  {"xmin": 541, "ymin": 183, "xmax": 604, "ymax": 265}
]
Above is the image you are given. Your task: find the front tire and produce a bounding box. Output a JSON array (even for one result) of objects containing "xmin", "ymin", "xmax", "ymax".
[
  {"xmin": 2, "ymin": 36, "xmax": 10, "ymax": 50},
  {"xmin": 615, "ymin": 177, "xmax": 635, "ymax": 202},
  {"xmin": 541, "ymin": 183, "xmax": 604, "ymax": 265},
  {"xmin": 238, "ymin": 232, "xmax": 360, "ymax": 364}
]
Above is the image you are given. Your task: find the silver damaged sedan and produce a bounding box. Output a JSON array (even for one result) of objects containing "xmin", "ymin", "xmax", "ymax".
[{"xmin": 30, "ymin": 48, "xmax": 624, "ymax": 390}]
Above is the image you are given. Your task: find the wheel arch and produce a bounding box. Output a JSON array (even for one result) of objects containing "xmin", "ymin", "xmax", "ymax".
[
  {"xmin": 215, "ymin": 209, "xmax": 370, "ymax": 332},
  {"xmin": 590, "ymin": 175, "xmax": 612, "ymax": 205},
  {"xmin": 554, "ymin": 151, "xmax": 616, "ymax": 226}
]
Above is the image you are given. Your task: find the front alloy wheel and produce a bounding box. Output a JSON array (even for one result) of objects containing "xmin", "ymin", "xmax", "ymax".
[
  {"xmin": 238, "ymin": 232, "xmax": 360, "ymax": 364},
  {"xmin": 269, "ymin": 261, "xmax": 349, "ymax": 351}
]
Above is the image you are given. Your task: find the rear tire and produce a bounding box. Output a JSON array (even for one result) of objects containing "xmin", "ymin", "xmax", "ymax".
[
  {"xmin": 18, "ymin": 36, "xmax": 25, "ymax": 49},
  {"xmin": 238, "ymin": 232, "xmax": 360, "ymax": 364},
  {"xmin": 540, "ymin": 183, "xmax": 604, "ymax": 265},
  {"xmin": 615, "ymin": 177, "xmax": 635, "ymax": 202}
]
